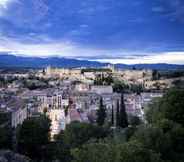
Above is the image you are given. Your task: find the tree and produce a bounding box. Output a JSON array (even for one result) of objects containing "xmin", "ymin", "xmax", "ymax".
[
  {"xmin": 118, "ymin": 140, "xmax": 162, "ymax": 162},
  {"xmin": 132, "ymin": 125, "xmax": 167, "ymax": 155},
  {"xmin": 130, "ymin": 84, "xmax": 143, "ymax": 94},
  {"xmin": 71, "ymin": 142, "xmax": 116, "ymax": 162},
  {"xmin": 17, "ymin": 115, "xmax": 51, "ymax": 160},
  {"xmin": 113, "ymin": 80, "xmax": 129, "ymax": 93},
  {"xmin": 144, "ymin": 88, "xmax": 184, "ymax": 162},
  {"xmin": 119, "ymin": 94, "xmax": 128, "ymax": 128},
  {"xmin": 152, "ymin": 69, "xmax": 160, "ymax": 80},
  {"xmin": 96, "ymin": 98, "xmax": 106, "ymax": 126},
  {"xmin": 0, "ymin": 125, "xmax": 12, "ymax": 149},
  {"xmin": 146, "ymin": 88, "xmax": 184, "ymax": 126},
  {"xmin": 132, "ymin": 122, "xmax": 184, "ymax": 162},
  {"xmin": 0, "ymin": 112, "xmax": 12, "ymax": 149},
  {"xmin": 111, "ymin": 105, "xmax": 114, "ymax": 126},
  {"xmin": 116, "ymin": 100, "xmax": 120, "ymax": 127},
  {"xmin": 59, "ymin": 121, "xmax": 109, "ymax": 149},
  {"xmin": 71, "ymin": 140, "xmax": 162, "ymax": 162},
  {"xmin": 53, "ymin": 122, "xmax": 110, "ymax": 162},
  {"xmin": 128, "ymin": 115, "xmax": 142, "ymax": 127}
]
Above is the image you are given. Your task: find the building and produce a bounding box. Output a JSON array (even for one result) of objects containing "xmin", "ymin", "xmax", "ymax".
[
  {"xmin": 48, "ymin": 109, "xmax": 65, "ymax": 138},
  {"xmin": 124, "ymin": 92, "xmax": 163, "ymax": 120},
  {"xmin": 0, "ymin": 97, "xmax": 28, "ymax": 128},
  {"xmin": 45, "ymin": 66, "xmax": 82, "ymax": 79},
  {"xmin": 114, "ymin": 69, "xmax": 153, "ymax": 84},
  {"xmin": 90, "ymin": 85, "xmax": 113, "ymax": 94}
]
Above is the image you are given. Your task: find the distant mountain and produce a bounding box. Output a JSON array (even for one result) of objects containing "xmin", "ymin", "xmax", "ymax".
[
  {"xmin": 0, "ymin": 54, "xmax": 184, "ymax": 70},
  {"xmin": 0, "ymin": 54, "xmax": 107, "ymax": 68},
  {"xmin": 115, "ymin": 63, "xmax": 184, "ymax": 70}
]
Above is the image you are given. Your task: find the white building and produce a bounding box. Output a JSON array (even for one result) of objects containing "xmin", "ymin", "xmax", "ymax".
[
  {"xmin": 124, "ymin": 92, "xmax": 163, "ymax": 120},
  {"xmin": 3, "ymin": 98, "xmax": 28, "ymax": 128},
  {"xmin": 48, "ymin": 109, "xmax": 66, "ymax": 138},
  {"xmin": 90, "ymin": 85, "xmax": 113, "ymax": 94}
]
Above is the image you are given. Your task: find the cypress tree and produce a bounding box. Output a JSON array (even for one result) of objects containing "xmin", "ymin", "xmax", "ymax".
[
  {"xmin": 116, "ymin": 100, "xmax": 120, "ymax": 127},
  {"xmin": 119, "ymin": 93, "xmax": 128, "ymax": 128},
  {"xmin": 96, "ymin": 97, "xmax": 106, "ymax": 126},
  {"xmin": 111, "ymin": 105, "xmax": 114, "ymax": 126}
]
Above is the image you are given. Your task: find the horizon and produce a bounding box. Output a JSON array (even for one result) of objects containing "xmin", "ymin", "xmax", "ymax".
[
  {"xmin": 1, "ymin": 53, "xmax": 184, "ymax": 66},
  {"xmin": 0, "ymin": 0, "xmax": 184, "ymax": 64}
]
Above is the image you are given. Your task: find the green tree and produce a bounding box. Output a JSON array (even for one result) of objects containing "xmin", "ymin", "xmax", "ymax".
[
  {"xmin": 17, "ymin": 115, "xmax": 51, "ymax": 160},
  {"xmin": 118, "ymin": 140, "xmax": 162, "ymax": 162},
  {"xmin": 0, "ymin": 112, "xmax": 12, "ymax": 149},
  {"xmin": 144, "ymin": 88, "xmax": 184, "ymax": 162},
  {"xmin": 71, "ymin": 140, "xmax": 162, "ymax": 162},
  {"xmin": 113, "ymin": 80, "xmax": 129, "ymax": 93},
  {"xmin": 116, "ymin": 100, "xmax": 120, "ymax": 127},
  {"xmin": 59, "ymin": 121, "xmax": 109, "ymax": 149},
  {"xmin": 128, "ymin": 115, "xmax": 142, "ymax": 127},
  {"xmin": 71, "ymin": 142, "xmax": 116, "ymax": 162},
  {"xmin": 53, "ymin": 122, "xmax": 109, "ymax": 162},
  {"xmin": 111, "ymin": 106, "xmax": 114, "ymax": 126},
  {"xmin": 132, "ymin": 125, "xmax": 168, "ymax": 156},
  {"xmin": 130, "ymin": 84, "xmax": 143, "ymax": 94},
  {"xmin": 0, "ymin": 125, "xmax": 12, "ymax": 149},
  {"xmin": 96, "ymin": 98, "xmax": 106, "ymax": 126},
  {"xmin": 152, "ymin": 69, "xmax": 160, "ymax": 80},
  {"xmin": 119, "ymin": 94, "xmax": 128, "ymax": 128},
  {"xmin": 146, "ymin": 88, "xmax": 184, "ymax": 126}
]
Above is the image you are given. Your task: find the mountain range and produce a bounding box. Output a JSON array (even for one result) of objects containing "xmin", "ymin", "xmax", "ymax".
[{"xmin": 0, "ymin": 54, "xmax": 184, "ymax": 70}]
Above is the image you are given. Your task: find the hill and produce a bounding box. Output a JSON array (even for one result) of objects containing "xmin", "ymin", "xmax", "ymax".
[{"xmin": 0, "ymin": 54, "xmax": 183, "ymax": 70}]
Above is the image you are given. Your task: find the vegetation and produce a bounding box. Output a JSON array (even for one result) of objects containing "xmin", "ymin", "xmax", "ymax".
[
  {"xmin": 71, "ymin": 88, "xmax": 184, "ymax": 162},
  {"xmin": 54, "ymin": 121, "xmax": 110, "ymax": 162},
  {"xmin": 152, "ymin": 69, "xmax": 160, "ymax": 80},
  {"xmin": 113, "ymin": 80, "xmax": 143, "ymax": 94},
  {"xmin": 16, "ymin": 115, "xmax": 51, "ymax": 161},
  {"xmin": 71, "ymin": 140, "xmax": 162, "ymax": 162},
  {"xmin": 116, "ymin": 94, "xmax": 129, "ymax": 128},
  {"xmin": 81, "ymin": 68, "xmax": 112, "ymax": 73},
  {"xmin": 96, "ymin": 98, "xmax": 107, "ymax": 126},
  {"xmin": 144, "ymin": 88, "xmax": 184, "ymax": 162},
  {"xmin": 113, "ymin": 80, "xmax": 129, "ymax": 93},
  {"xmin": 159, "ymin": 70, "xmax": 184, "ymax": 79},
  {"xmin": 0, "ymin": 88, "xmax": 184, "ymax": 162},
  {"xmin": 94, "ymin": 74, "xmax": 113, "ymax": 85},
  {"xmin": 0, "ymin": 125, "xmax": 12, "ymax": 149},
  {"xmin": 119, "ymin": 94, "xmax": 128, "ymax": 128},
  {"xmin": 116, "ymin": 100, "xmax": 120, "ymax": 127},
  {"xmin": 0, "ymin": 112, "xmax": 12, "ymax": 149},
  {"xmin": 146, "ymin": 88, "xmax": 184, "ymax": 126}
]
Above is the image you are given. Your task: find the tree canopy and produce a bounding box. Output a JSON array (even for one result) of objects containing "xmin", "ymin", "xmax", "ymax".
[{"xmin": 16, "ymin": 115, "xmax": 51, "ymax": 160}]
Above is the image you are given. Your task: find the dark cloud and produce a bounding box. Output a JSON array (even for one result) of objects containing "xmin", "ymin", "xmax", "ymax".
[{"xmin": 0, "ymin": 0, "xmax": 184, "ymax": 53}]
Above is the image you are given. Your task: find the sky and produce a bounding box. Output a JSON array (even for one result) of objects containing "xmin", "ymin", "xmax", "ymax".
[{"xmin": 0, "ymin": 0, "xmax": 184, "ymax": 64}]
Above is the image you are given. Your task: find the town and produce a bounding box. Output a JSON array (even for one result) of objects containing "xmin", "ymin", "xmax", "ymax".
[
  {"xmin": 1, "ymin": 0, "xmax": 184, "ymax": 161},
  {"xmin": 1, "ymin": 65, "xmax": 183, "ymax": 135},
  {"xmin": 0, "ymin": 66, "xmax": 160, "ymax": 135},
  {"xmin": 0, "ymin": 65, "xmax": 184, "ymax": 161}
]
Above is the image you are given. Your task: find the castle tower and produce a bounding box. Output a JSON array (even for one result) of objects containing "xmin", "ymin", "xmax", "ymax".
[{"xmin": 107, "ymin": 64, "xmax": 115, "ymax": 73}]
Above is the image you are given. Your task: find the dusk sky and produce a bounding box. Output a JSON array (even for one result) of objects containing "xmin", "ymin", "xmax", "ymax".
[{"xmin": 0, "ymin": 0, "xmax": 184, "ymax": 64}]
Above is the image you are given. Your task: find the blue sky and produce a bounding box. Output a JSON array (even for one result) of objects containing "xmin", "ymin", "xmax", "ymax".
[{"xmin": 0, "ymin": 0, "xmax": 184, "ymax": 64}]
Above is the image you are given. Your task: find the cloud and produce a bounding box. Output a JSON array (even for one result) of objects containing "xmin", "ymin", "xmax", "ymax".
[
  {"xmin": 0, "ymin": 0, "xmax": 12, "ymax": 8},
  {"xmin": 92, "ymin": 52, "xmax": 184, "ymax": 65},
  {"xmin": 152, "ymin": 6, "xmax": 165, "ymax": 13},
  {"xmin": 0, "ymin": 35, "xmax": 184, "ymax": 64},
  {"xmin": 0, "ymin": 0, "xmax": 15, "ymax": 16},
  {"xmin": 0, "ymin": 0, "xmax": 49, "ymax": 29},
  {"xmin": 157, "ymin": 0, "xmax": 184, "ymax": 23},
  {"xmin": 0, "ymin": 0, "xmax": 184, "ymax": 65},
  {"xmin": 127, "ymin": 17, "xmax": 145, "ymax": 23}
]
